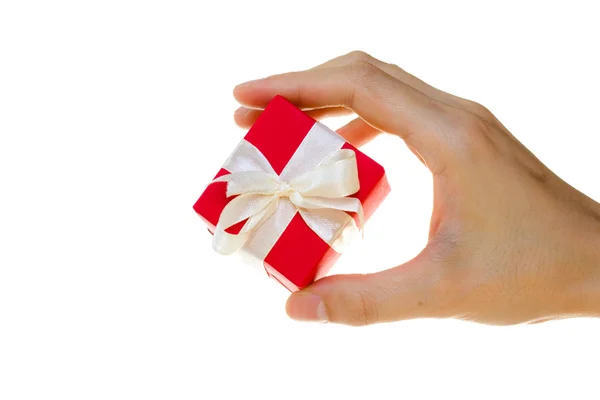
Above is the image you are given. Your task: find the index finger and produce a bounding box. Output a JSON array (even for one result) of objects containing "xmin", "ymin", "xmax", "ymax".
[{"xmin": 233, "ymin": 61, "xmax": 450, "ymax": 169}]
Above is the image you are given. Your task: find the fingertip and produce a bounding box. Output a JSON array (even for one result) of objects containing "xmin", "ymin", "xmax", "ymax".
[
  {"xmin": 286, "ymin": 291, "xmax": 328, "ymax": 322},
  {"xmin": 232, "ymin": 83, "xmax": 246, "ymax": 99},
  {"xmin": 233, "ymin": 107, "xmax": 261, "ymax": 128},
  {"xmin": 235, "ymin": 79, "xmax": 261, "ymax": 89},
  {"xmin": 232, "ymin": 84, "xmax": 249, "ymax": 106},
  {"xmin": 233, "ymin": 80, "xmax": 269, "ymax": 108},
  {"xmin": 233, "ymin": 113, "xmax": 248, "ymax": 128},
  {"xmin": 234, "ymin": 106, "xmax": 251, "ymax": 116},
  {"xmin": 291, "ymin": 273, "xmax": 386, "ymax": 326}
]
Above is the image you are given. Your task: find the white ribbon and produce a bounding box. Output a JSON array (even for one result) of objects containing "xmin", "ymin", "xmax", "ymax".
[{"xmin": 209, "ymin": 122, "xmax": 364, "ymax": 262}]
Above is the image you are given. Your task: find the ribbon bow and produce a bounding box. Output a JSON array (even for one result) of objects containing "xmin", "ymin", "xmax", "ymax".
[{"xmin": 210, "ymin": 140, "xmax": 364, "ymax": 256}]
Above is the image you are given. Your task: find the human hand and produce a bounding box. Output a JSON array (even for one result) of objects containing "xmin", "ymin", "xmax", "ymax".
[{"xmin": 232, "ymin": 51, "xmax": 600, "ymax": 326}]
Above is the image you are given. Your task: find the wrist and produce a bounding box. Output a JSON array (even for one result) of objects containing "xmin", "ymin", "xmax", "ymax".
[{"xmin": 561, "ymin": 204, "xmax": 600, "ymax": 318}]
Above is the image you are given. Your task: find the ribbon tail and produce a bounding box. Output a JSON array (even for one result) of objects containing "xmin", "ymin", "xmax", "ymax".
[
  {"xmin": 212, "ymin": 229, "xmax": 253, "ymax": 255},
  {"xmin": 294, "ymin": 195, "xmax": 364, "ymax": 253},
  {"xmin": 298, "ymin": 207, "xmax": 360, "ymax": 254},
  {"xmin": 292, "ymin": 195, "xmax": 364, "ymax": 232},
  {"xmin": 212, "ymin": 194, "xmax": 279, "ymax": 255},
  {"xmin": 211, "ymin": 171, "xmax": 279, "ymax": 197},
  {"xmin": 290, "ymin": 150, "xmax": 360, "ymax": 198}
]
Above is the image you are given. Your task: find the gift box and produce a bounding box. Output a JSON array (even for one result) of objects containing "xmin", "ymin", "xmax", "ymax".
[{"xmin": 193, "ymin": 95, "xmax": 390, "ymax": 292}]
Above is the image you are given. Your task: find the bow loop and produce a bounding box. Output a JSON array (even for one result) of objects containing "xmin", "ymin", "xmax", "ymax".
[
  {"xmin": 213, "ymin": 171, "xmax": 280, "ymax": 197},
  {"xmin": 289, "ymin": 149, "xmax": 360, "ymax": 198}
]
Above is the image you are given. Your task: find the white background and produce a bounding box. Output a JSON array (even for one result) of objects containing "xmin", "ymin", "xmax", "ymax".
[{"xmin": 1, "ymin": 1, "xmax": 599, "ymax": 399}]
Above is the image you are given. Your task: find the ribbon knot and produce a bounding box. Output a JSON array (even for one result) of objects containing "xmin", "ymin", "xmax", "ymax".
[
  {"xmin": 209, "ymin": 139, "xmax": 364, "ymax": 257},
  {"xmin": 275, "ymin": 181, "xmax": 295, "ymax": 198}
]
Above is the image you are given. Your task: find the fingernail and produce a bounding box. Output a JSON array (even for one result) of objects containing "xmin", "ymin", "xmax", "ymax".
[
  {"xmin": 236, "ymin": 79, "xmax": 260, "ymax": 88},
  {"xmin": 234, "ymin": 107, "xmax": 251, "ymax": 116},
  {"xmin": 286, "ymin": 293, "xmax": 328, "ymax": 322}
]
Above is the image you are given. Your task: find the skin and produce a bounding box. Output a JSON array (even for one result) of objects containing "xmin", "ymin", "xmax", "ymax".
[{"xmin": 232, "ymin": 51, "xmax": 600, "ymax": 326}]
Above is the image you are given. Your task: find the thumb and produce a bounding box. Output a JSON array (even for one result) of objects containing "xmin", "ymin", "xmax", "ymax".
[{"xmin": 285, "ymin": 255, "xmax": 447, "ymax": 326}]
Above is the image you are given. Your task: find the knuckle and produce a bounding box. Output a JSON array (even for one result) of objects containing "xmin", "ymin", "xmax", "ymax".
[
  {"xmin": 444, "ymin": 109, "xmax": 494, "ymax": 152},
  {"xmin": 347, "ymin": 59, "xmax": 381, "ymax": 83},
  {"xmin": 467, "ymin": 100, "xmax": 494, "ymax": 118},
  {"xmin": 387, "ymin": 62, "xmax": 405, "ymax": 73},
  {"xmin": 322, "ymin": 275, "xmax": 381, "ymax": 326},
  {"xmin": 461, "ymin": 112, "xmax": 489, "ymax": 135},
  {"xmin": 329, "ymin": 285, "xmax": 379, "ymax": 326},
  {"xmin": 432, "ymin": 109, "xmax": 475, "ymax": 149},
  {"xmin": 346, "ymin": 50, "xmax": 373, "ymax": 62},
  {"xmin": 351, "ymin": 289, "xmax": 379, "ymax": 326}
]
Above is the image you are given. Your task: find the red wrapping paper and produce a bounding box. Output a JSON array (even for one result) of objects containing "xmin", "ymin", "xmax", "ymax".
[{"xmin": 193, "ymin": 95, "xmax": 390, "ymax": 291}]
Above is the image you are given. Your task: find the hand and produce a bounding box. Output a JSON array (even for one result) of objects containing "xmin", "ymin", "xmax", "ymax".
[{"xmin": 232, "ymin": 51, "xmax": 600, "ymax": 326}]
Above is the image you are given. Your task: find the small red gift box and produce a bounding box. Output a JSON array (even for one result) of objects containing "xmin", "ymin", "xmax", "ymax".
[{"xmin": 193, "ymin": 95, "xmax": 390, "ymax": 291}]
